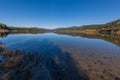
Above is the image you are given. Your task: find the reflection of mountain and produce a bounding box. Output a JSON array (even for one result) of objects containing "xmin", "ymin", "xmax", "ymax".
[
  {"xmin": 0, "ymin": 43, "xmax": 4, "ymax": 53},
  {"xmin": 81, "ymin": 34, "xmax": 120, "ymax": 46},
  {"xmin": 0, "ymin": 41, "xmax": 88, "ymax": 80},
  {"xmin": 56, "ymin": 32, "xmax": 120, "ymax": 46},
  {"xmin": 1, "ymin": 31, "xmax": 120, "ymax": 46},
  {"xmin": 0, "ymin": 32, "xmax": 47, "ymax": 38},
  {"xmin": 0, "ymin": 32, "xmax": 9, "ymax": 38}
]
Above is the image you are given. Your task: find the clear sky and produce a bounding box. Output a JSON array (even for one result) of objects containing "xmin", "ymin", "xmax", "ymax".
[{"xmin": 0, "ymin": 0, "xmax": 120, "ymax": 29}]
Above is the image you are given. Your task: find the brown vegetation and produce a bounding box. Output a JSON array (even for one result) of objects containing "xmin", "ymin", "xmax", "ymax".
[{"xmin": 0, "ymin": 29, "xmax": 9, "ymax": 33}]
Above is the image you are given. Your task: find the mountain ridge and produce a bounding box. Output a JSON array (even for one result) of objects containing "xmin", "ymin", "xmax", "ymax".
[{"xmin": 0, "ymin": 19, "xmax": 120, "ymax": 34}]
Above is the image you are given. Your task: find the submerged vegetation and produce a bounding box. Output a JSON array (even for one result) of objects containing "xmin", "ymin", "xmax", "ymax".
[
  {"xmin": 0, "ymin": 19, "xmax": 120, "ymax": 80},
  {"xmin": 0, "ymin": 34, "xmax": 120, "ymax": 80},
  {"xmin": 0, "ymin": 42, "xmax": 87, "ymax": 80}
]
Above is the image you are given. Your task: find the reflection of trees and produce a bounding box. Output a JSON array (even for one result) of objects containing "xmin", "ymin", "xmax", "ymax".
[
  {"xmin": 56, "ymin": 32, "xmax": 120, "ymax": 46},
  {"xmin": 0, "ymin": 41, "xmax": 88, "ymax": 80},
  {"xmin": 0, "ymin": 42, "xmax": 4, "ymax": 53},
  {"xmin": 0, "ymin": 32, "xmax": 9, "ymax": 38},
  {"xmin": 82, "ymin": 34, "xmax": 120, "ymax": 46}
]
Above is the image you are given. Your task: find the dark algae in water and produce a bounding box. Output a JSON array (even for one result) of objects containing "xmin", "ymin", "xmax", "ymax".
[
  {"xmin": 0, "ymin": 33, "xmax": 120, "ymax": 80},
  {"xmin": 0, "ymin": 42, "xmax": 88, "ymax": 80}
]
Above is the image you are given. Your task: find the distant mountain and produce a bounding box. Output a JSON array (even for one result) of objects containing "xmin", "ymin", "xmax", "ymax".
[
  {"xmin": 54, "ymin": 19, "xmax": 120, "ymax": 35},
  {"xmin": 0, "ymin": 23, "xmax": 49, "ymax": 33},
  {"xmin": 1, "ymin": 19, "xmax": 120, "ymax": 34}
]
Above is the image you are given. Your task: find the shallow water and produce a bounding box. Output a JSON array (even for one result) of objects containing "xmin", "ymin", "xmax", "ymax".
[{"xmin": 0, "ymin": 33, "xmax": 120, "ymax": 80}]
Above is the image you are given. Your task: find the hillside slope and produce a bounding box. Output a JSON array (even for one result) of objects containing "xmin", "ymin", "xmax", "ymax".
[{"xmin": 54, "ymin": 19, "xmax": 120, "ymax": 35}]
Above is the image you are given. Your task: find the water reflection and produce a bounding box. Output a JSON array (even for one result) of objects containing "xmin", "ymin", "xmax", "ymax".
[
  {"xmin": 0, "ymin": 32, "xmax": 120, "ymax": 46},
  {"xmin": 0, "ymin": 41, "xmax": 87, "ymax": 80},
  {"xmin": 0, "ymin": 33, "xmax": 120, "ymax": 80},
  {"xmin": 56, "ymin": 32, "xmax": 120, "ymax": 46},
  {"xmin": 0, "ymin": 32, "xmax": 46, "ymax": 38},
  {"xmin": 0, "ymin": 32, "xmax": 9, "ymax": 38}
]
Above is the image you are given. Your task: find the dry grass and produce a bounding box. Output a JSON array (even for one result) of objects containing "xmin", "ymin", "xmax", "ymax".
[{"xmin": 0, "ymin": 29, "xmax": 9, "ymax": 32}]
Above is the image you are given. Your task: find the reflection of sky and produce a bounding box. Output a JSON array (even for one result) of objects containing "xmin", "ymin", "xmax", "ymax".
[
  {"xmin": 0, "ymin": 54, "xmax": 3, "ymax": 61},
  {"xmin": 0, "ymin": 33, "xmax": 120, "ymax": 58}
]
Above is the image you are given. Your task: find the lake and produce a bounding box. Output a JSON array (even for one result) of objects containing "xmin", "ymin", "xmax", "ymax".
[{"xmin": 0, "ymin": 33, "xmax": 120, "ymax": 80}]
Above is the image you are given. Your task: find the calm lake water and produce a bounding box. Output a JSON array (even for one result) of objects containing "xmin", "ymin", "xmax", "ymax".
[{"xmin": 0, "ymin": 33, "xmax": 120, "ymax": 80}]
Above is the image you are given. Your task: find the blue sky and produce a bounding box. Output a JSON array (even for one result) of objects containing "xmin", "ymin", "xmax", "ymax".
[{"xmin": 0, "ymin": 0, "xmax": 120, "ymax": 29}]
